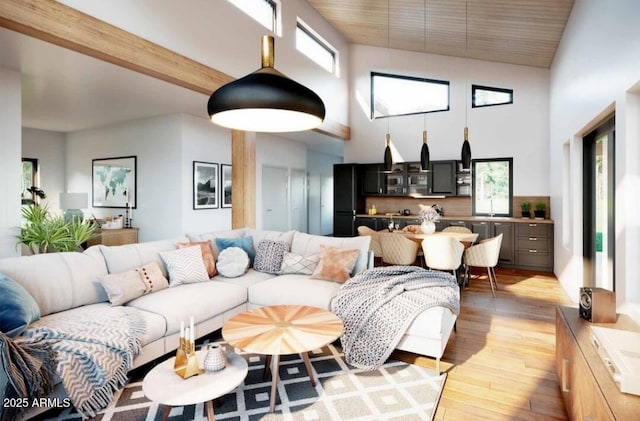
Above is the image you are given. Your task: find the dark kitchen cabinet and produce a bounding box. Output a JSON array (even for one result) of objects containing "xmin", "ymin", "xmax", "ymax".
[
  {"xmin": 333, "ymin": 164, "xmax": 363, "ymax": 237},
  {"xmin": 430, "ymin": 160, "xmax": 457, "ymax": 195},
  {"xmin": 360, "ymin": 164, "xmax": 384, "ymax": 195},
  {"xmin": 493, "ymin": 222, "xmax": 515, "ymax": 264},
  {"xmin": 405, "ymin": 162, "xmax": 429, "ymax": 196},
  {"xmin": 383, "ymin": 163, "xmax": 406, "ymax": 195},
  {"xmin": 354, "ymin": 217, "xmax": 377, "ymax": 231},
  {"xmin": 469, "ymin": 221, "xmax": 491, "ymax": 242}
]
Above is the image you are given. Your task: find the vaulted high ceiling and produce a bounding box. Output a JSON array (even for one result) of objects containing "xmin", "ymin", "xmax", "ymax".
[{"xmin": 307, "ymin": 0, "xmax": 575, "ymax": 68}]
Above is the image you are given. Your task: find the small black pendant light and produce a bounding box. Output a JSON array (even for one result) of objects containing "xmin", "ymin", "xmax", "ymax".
[
  {"xmin": 383, "ymin": 133, "xmax": 393, "ymax": 172},
  {"xmin": 461, "ymin": 126, "xmax": 471, "ymax": 169},
  {"xmin": 420, "ymin": 130, "xmax": 430, "ymax": 171},
  {"xmin": 208, "ymin": 36, "xmax": 325, "ymax": 132}
]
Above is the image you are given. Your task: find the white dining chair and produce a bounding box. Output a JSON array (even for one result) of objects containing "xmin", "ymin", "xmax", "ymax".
[
  {"xmin": 357, "ymin": 225, "xmax": 382, "ymax": 262},
  {"xmin": 443, "ymin": 226, "xmax": 472, "ymax": 234},
  {"xmin": 379, "ymin": 233, "xmax": 420, "ymax": 266},
  {"xmin": 422, "ymin": 236, "xmax": 465, "ymax": 284},
  {"xmin": 463, "ymin": 233, "xmax": 503, "ymax": 297}
]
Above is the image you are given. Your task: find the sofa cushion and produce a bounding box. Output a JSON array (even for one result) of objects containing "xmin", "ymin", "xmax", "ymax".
[
  {"xmin": 248, "ymin": 274, "xmax": 341, "ymax": 310},
  {"xmin": 126, "ymin": 281, "xmax": 247, "ymax": 335},
  {"xmin": 136, "ymin": 261, "xmax": 170, "ymax": 293},
  {"xmin": 280, "ymin": 252, "xmax": 320, "ymax": 275},
  {"xmin": 0, "ymin": 248, "xmax": 109, "ymax": 316},
  {"xmin": 244, "ymin": 229, "xmax": 295, "ymax": 251},
  {"xmin": 100, "ymin": 269, "xmax": 146, "ymax": 306},
  {"xmin": 216, "ymin": 247, "xmax": 249, "ymax": 278},
  {"xmin": 215, "ymin": 236, "xmax": 256, "ymax": 266},
  {"xmin": 0, "ymin": 272, "xmax": 40, "ymax": 337},
  {"xmin": 253, "ymin": 240, "xmax": 288, "ymax": 274},
  {"xmin": 187, "ymin": 229, "xmax": 246, "ymax": 259},
  {"xmin": 160, "ymin": 246, "xmax": 210, "ymax": 286},
  {"xmin": 98, "ymin": 237, "xmax": 188, "ymax": 275},
  {"xmin": 178, "ymin": 241, "xmax": 217, "ymax": 278},
  {"xmin": 290, "ymin": 232, "xmax": 371, "ymax": 275},
  {"xmin": 215, "ymin": 269, "xmax": 276, "ymax": 289},
  {"xmin": 310, "ymin": 246, "xmax": 359, "ymax": 283}
]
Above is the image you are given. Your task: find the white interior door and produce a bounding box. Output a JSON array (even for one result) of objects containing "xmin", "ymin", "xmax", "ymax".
[
  {"xmin": 262, "ymin": 166, "xmax": 288, "ymax": 232},
  {"xmin": 290, "ymin": 169, "xmax": 307, "ymax": 233},
  {"xmin": 307, "ymin": 174, "xmax": 321, "ymax": 235}
]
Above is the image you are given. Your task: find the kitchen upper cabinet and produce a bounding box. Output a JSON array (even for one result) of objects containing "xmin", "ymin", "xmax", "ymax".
[
  {"xmin": 405, "ymin": 162, "xmax": 429, "ymax": 196},
  {"xmin": 383, "ymin": 163, "xmax": 406, "ymax": 195},
  {"xmin": 430, "ymin": 160, "xmax": 457, "ymax": 195},
  {"xmin": 360, "ymin": 164, "xmax": 384, "ymax": 195}
]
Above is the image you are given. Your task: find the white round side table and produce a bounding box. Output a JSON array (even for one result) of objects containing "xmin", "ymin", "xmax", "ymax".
[{"xmin": 143, "ymin": 348, "xmax": 248, "ymax": 421}]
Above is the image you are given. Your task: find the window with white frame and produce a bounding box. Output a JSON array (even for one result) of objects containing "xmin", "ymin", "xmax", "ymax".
[
  {"xmin": 371, "ymin": 72, "xmax": 450, "ymax": 119},
  {"xmin": 226, "ymin": 0, "xmax": 279, "ymax": 34},
  {"xmin": 296, "ymin": 20, "xmax": 337, "ymax": 74}
]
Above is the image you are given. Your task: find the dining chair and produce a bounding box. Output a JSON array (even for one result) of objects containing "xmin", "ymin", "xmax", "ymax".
[
  {"xmin": 357, "ymin": 225, "xmax": 382, "ymax": 262},
  {"xmin": 422, "ymin": 236, "xmax": 465, "ymax": 283},
  {"xmin": 463, "ymin": 233, "xmax": 503, "ymax": 297},
  {"xmin": 379, "ymin": 233, "xmax": 420, "ymax": 266},
  {"xmin": 442, "ymin": 226, "xmax": 472, "ymax": 234}
]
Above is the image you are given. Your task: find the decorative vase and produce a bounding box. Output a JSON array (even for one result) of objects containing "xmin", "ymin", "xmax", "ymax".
[
  {"xmin": 203, "ymin": 343, "xmax": 226, "ymax": 372},
  {"xmin": 420, "ymin": 220, "xmax": 436, "ymax": 234}
]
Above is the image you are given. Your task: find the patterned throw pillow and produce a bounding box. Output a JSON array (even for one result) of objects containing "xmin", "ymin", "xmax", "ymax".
[
  {"xmin": 160, "ymin": 245, "xmax": 210, "ymax": 287},
  {"xmin": 253, "ymin": 240, "xmax": 289, "ymax": 274},
  {"xmin": 311, "ymin": 246, "xmax": 360, "ymax": 283},
  {"xmin": 178, "ymin": 241, "xmax": 217, "ymax": 278},
  {"xmin": 217, "ymin": 247, "xmax": 250, "ymax": 278},
  {"xmin": 136, "ymin": 261, "xmax": 170, "ymax": 294},
  {"xmin": 280, "ymin": 252, "xmax": 321, "ymax": 275}
]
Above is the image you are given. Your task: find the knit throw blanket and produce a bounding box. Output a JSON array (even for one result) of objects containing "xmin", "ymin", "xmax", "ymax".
[
  {"xmin": 331, "ymin": 266, "xmax": 459, "ymax": 370},
  {"xmin": 18, "ymin": 306, "xmax": 145, "ymax": 418}
]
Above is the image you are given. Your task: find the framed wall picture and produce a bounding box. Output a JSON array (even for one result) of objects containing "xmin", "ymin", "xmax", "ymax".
[
  {"xmin": 92, "ymin": 156, "xmax": 137, "ymax": 208},
  {"xmin": 221, "ymin": 164, "xmax": 232, "ymax": 208},
  {"xmin": 193, "ymin": 161, "xmax": 218, "ymax": 209}
]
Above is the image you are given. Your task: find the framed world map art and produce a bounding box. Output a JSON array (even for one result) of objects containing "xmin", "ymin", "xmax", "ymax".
[{"xmin": 92, "ymin": 156, "xmax": 137, "ymax": 208}]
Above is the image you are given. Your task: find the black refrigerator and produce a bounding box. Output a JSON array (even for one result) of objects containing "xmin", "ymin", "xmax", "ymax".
[{"xmin": 333, "ymin": 164, "xmax": 364, "ymax": 237}]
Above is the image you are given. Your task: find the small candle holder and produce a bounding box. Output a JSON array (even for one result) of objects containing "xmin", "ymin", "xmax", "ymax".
[{"xmin": 174, "ymin": 319, "xmax": 203, "ymax": 379}]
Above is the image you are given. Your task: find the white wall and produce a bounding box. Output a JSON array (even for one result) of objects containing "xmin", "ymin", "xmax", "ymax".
[
  {"xmin": 22, "ymin": 128, "xmax": 66, "ymax": 213},
  {"xmin": 57, "ymin": 0, "xmax": 350, "ymax": 127},
  {"xmin": 180, "ymin": 114, "xmax": 232, "ymax": 235},
  {"xmin": 65, "ymin": 115, "xmax": 183, "ymax": 242},
  {"xmin": 550, "ymin": 0, "xmax": 640, "ymax": 309},
  {"xmin": 0, "ymin": 68, "xmax": 22, "ymax": 257},
  {"xmin": 346, "ymin": 44, "xmax": 550, "ymax": 195}
]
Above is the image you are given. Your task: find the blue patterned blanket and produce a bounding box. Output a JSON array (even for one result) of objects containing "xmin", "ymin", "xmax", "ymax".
[{"xmin": 19, "ymin": 306, "xmax": 145, "ymax": 418}]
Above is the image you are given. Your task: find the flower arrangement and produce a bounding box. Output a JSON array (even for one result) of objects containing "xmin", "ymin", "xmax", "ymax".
[{"xmin": 419, "ymin": 204, "xmax": 441, "ymax": 222}]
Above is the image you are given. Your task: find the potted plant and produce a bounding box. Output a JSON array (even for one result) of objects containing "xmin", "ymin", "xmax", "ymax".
[
  {"xmin": 16, "ymin": 203, "xmax": 97, "ymax": 254},
  {"xmin": 534, "ymin": 202, "xmax": 546, "ymax": 219},
  {"xmin": 520, "ymin": 202, "xmax": 531, "ymax": 218}
]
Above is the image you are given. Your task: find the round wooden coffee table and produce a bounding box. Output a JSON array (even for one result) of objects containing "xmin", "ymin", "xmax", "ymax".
[
  {"xmin": 222, "ymin": 305, "xmax": 343, "ymax": 412},
  {"xmin": 143, "ymin": 349, "xmax": 248, "ymax": 421}
]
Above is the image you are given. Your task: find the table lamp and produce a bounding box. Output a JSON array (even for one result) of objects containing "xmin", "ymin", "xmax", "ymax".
[{"xmin": 59, "ymin": 192, "xmax": 88, "ymax": 223}]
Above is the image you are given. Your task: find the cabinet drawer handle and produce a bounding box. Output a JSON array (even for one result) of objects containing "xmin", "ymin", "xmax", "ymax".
[
  {"xmin": 561, "ymin": 358, "xmax": 570, "ymax": 392},
  {"xmin": 528, "ymin": 237, "xmax": 538, "ymax": 241},
  {"xmin": 529, "ymin": 249, "xmax": 538, "ymax": 253},
  {"xmin": 529, "ymin": 223, "xmax": 537, "ymax": 227}
]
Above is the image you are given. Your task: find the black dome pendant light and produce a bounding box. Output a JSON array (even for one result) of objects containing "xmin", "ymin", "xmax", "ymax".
[
  {"xmin": 420, "ymin": 0, "xmax": 430, "ymax": 172},
  {"xmin": 460, "ymin": 2, "xmax": 472, "ymax": 169},
  {"xmin": 208, "ymin": 35, "xmax": 325, "ymax": 132}
]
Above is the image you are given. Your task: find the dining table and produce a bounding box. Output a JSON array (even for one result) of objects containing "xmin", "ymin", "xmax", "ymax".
[{"xmin": 378, "ymin": 229, "xmax": 479, "ymax": 249}]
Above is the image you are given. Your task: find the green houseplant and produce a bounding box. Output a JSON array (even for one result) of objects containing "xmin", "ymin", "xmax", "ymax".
[
  {"xmin": 534, "ymin": 202, "xmax": 546, "ymax": 219},
  {"xmin": 520, "ymin": 202, "xmax": 531, "ymax": 218},
  {"xmin": 16, "ymin": 203, "xmax": 97, "ymax": 254}
]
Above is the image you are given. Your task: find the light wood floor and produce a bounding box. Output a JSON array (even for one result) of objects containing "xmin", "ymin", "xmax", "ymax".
[{"xmin": 392, "ymin": 267, "xmax": 573, "ymax": 420}]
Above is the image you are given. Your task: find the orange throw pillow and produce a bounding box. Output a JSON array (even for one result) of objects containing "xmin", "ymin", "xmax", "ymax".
[
  {"xmin": 311, "ymin": 245, "xmax": 359, "ymax": 283},
  {"xmin": 178, "ymin": 241, "xmax": 217, "ymax": 278}
]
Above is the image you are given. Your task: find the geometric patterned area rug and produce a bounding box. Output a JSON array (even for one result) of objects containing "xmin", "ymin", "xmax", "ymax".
[{"xmin": 40, "ymin": 342, "xmax": 446, "ymax": 421}]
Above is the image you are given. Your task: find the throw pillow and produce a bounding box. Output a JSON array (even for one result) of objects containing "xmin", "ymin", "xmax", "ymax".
[
  {"xmin": 280, "ymin": 252, "xmax": 321, "ymax": 275},
  {"xmin": 178, "ymin": 241, "xmax": 217, "ymax": 278},
  {"xmin": 160, "ymin": 245, "xmax": 210, "ymax": 287},
  {"xmin": 0, "ymin": 272, "xmax": 40, "ymax": 338},
  {"xmin": 215, "ymin": 236, "xmax": 256, "ymax": 266},
  {"xmin": 253, "ymin": 240, "xmax": 289, "ymax": 274},
  {"xmin": 100, "ymin": 269, "xmax": 146, "ymax": 306},
  {"xmin": 136, "ymin": 261, "xmax": 170, "ymax": 294},
  {"xmin": 216, "ymin": 247, "xmax": 250, "ymax": 278},
  {"xmin": 311, "ymin": 246, "xmax": 360, "ymax": 283}
]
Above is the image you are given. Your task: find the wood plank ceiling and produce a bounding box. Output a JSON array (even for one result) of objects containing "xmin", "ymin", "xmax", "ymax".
[{"xmin": 307, "ymin": 0, "xmax": 575, "ymax": 68}]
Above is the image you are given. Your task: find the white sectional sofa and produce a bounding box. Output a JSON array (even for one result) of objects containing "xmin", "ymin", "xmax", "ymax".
[{"xmin": 0, "ymin": 227, "xmax": 457, "ymax": 417}]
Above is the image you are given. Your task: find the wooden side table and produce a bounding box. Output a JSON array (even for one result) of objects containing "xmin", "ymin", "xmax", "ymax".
[{"xmin": 87, "ymin": 228, "xmax": 138, "ymax": 247}]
